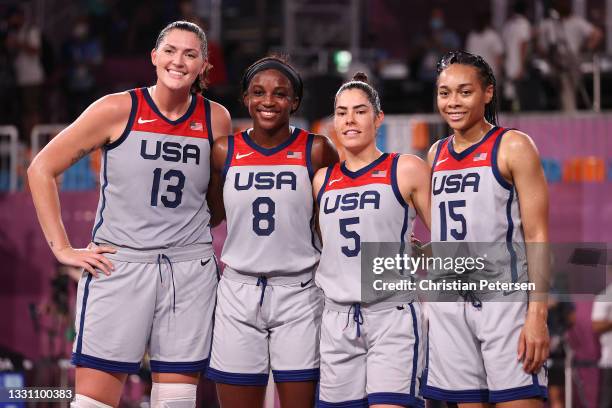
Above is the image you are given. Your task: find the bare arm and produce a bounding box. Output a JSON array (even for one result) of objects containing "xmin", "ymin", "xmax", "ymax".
[
  {"xmin": 27, "ymin": 92, "xmax": 132, "ymax": 276},
  {"xmin": 310, "ymin": 134, "xmax": 339, "ymax": 172},
  {"xmin": 499, "ymin": 130, "xmax": 550, "ymax": 373},
  {"xmin": 397, "ymin": 154, "xmax": 431, "ymax": 230},
  {"xmin": 208, "ymin": 136, "xmax": 229, "ymax": 227},
  {"xmin": 593, "ymin": 320, "xmax": 612, "ymax": 335},
  {"xmin": 312, "ymin": 167, "xmax": 329, "ymax": 241},
  {"xmin": 206, "ymin": 101, "xmax": 232, "ymax": 226}
]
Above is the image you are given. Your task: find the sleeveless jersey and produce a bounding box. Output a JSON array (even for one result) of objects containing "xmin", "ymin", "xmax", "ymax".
[
  {"xmin": 92, "ymin": 87, "xmax": 214, "ymax": 250},
  {"xmin": 316, "ymin": 153, "xmax": 416, "ymax": 304},
  {"xmin": 221, "ymin": 127, "xmax": 319, "ymax": 275},
  {"xmin": 430, "ymin": 126, "xmax": 527, "ymax": 285}
]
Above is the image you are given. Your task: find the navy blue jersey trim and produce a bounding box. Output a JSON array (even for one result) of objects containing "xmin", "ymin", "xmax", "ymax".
[
  {"xmin": 75, "ymin": 273, "xmax": 93, "ymax": 355},
  {"xmin": 242, "ymin": 127, "xmax": 301, "ymax": 156},
  {"xmin": 399, "ymin": 206, "xmax": 409, "ymax": 256},
  {"xmin": 206, "ymin": 367, "xmax": 269, "ymax": 386},
  {"xmin": 306, "ymin": 133, "xmax": 315, "ymax": 180},
  {"xmin": 222, "ymin": 136, "xmax": 235, "ymax": 182},
  {"xmin": 340, "ymin": 153, "xmax": 389, "ymax": 179},
  {"xmin": 368, "ymin": 393, "xmax": 424, "ymax": 407},
  {"xmin": 506, "ymin": 189, "xmax": 518, "ymax": 283},
  {"xmin": 317, "ymin": 397, "xmax": 369, "ymax": 407},
  {"xmin": 391, "ymin": 154, "xmax": 408, "ymax": 208},
  {"xmin": 489, "ymin": 384, "xmax": 548, "ymax": 403},
  {"xmin": 142, "ymin": 87, "xmax": 197, "ymax": 125},
  {"xmin": 106, "ymin": 90, "xmax": 137, "ymax": 150},
  {"xmin": 272, "ymin": 368, "xmax": 320, "ymax": 382},
  {"xmin": 91, "ymin": 149, "xmax": 108, "ymax": 241},
  {"xmin": 448, "ymin": 126, "xmax": 499, "ymax": 161},
  {"xmin": 421, "ymin": 385, "xmax": 489, "ymax": 402},
  {"xmin": 204, "ymin": 98, "xmax": 213, "ymax": 148},
  {"xmin": 408, "ymin": 302, "xmax": 419, "ymax": 396},
  {"xmin": 150, "ymin": 358, "xmax": 209, "ymax": 373},
  {"xmin": 316, "ymin": 166, "xmax": 334, "ymax": 206},
  {"xmin": 491, "ymin": 128, "xmax": 513, "ymax": 190},
  {"xmin": 431, "ymin": 137, "xmax": 448, "ymax": 172},
  {"xmin": 71, "ymin": 352, "xmax": 141, "ymax": 373}
]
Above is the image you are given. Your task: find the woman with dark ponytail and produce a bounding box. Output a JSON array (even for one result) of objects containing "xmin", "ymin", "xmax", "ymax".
[
  {"xmin": 422, "ymin": 50, "xmax": 549, "ymax": 407},
  {"xmin": 313, "ymin": 72, "xmax": 430, "ymax": 407},
  {"xmin": 28, "ymin": 20, "xmax": 231, "ymax": 408}
]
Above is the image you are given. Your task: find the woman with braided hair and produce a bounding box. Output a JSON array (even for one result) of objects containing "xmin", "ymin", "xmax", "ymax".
[
  {"xmin": 206, "ymin": 55, "xmax": 338, "ymax": 407},
  {"xmin": 422, "ymin": 50, "xmax": 550, "ymax": 407}
]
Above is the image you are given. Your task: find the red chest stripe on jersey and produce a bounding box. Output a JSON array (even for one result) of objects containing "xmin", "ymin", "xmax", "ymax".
[
  {"xmin": 131, "ymin": 88, "xmax": 210, "ymax": 139},
  {"xmin": 433, "ymin": 128, "xmax": 503, "ymax": 172},
  {"xmin": 325, "ymin": 153, "xmax": 395, "ymax": 191},
  {"xmin": 229, "ymin": 129, "xmax": 309, "ymax": 167}
]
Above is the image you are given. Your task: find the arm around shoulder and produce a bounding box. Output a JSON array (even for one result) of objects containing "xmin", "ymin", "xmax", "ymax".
[
  {"xmin": 396, "ymin": 154, "xmax": 431, "ymax": 229},
  {"xmin": 207, "ymin": 135, "xmax": 230, "ymax": 227}
]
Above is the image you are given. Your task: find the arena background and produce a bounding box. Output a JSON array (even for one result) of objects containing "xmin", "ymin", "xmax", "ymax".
[{"xmin": 1, "ymin": 0, "xmax": 611, "ymax": 406}]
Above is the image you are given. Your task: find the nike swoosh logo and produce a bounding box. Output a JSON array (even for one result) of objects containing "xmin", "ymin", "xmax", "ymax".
[
  {"xmin": 300, "ymin": 279, "xmax": 312, "ymax": 288},
  {"xmin": 328, "ymin": 177, "xmax": 343, "ymax": 186},
  {"xmin": 435, "ymin": 157, "xmax": 449, "ymax": 167},
  {"xmin": 201, "ymin": 259, "xmax": 211, "ymax": 267},
  {"xmin": 236, "ymin": 152, "xmax": 254, "ymax": 159},
  {"xmin": 138, "ymin": 117, "xmax": 157, "ymax": 124}
]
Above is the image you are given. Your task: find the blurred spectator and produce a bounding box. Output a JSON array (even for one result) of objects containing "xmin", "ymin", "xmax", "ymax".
[
  {"xmin": 417, "ymin": 7, "xmax": 461, "ymax": 83},
  {"xmin": 537, "ymin": 0, "xmax": 603, "ymax": 111},
  {"xmin": 547, "ymin": 295, "xmax": 576, "ymax": 408},
  {"xmin": 592, "ymin": 283, "xmax": 612, "ymax": 408},
  {"xmin": 61, "ymin": 16, "xmax": 103, "ymax": 120},
  {"xmin": 501, "ymin": 0, "xmax": 532, "ymax": 111},
  {"xmin": 5, "ymin": 5, "xmax": 45, "ymax": 144},
  {"xmin": 466, "ymin": 10, "xmax": 504, "ymax": 79}
]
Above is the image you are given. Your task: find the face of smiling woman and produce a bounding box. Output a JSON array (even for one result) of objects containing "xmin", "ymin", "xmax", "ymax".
[
  {"xmin": 334, "ymin": 88, "xmax": 383, "ymax": 153},
  {"xmin": 243, "ymin": 69, "xmax": 298, "ymax": 133},
  {"xmin": 151, "ymin": 28, "xmax": 207, "ymax": 92},
  {"xmin": 436, "ymin": 63, "xmax": 493, "ymax": 134}
]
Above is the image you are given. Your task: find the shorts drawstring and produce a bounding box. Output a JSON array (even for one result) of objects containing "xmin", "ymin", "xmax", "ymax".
[
  {"xmin": 256, "ymin": 276, "xmax": 268, "ymax": 307},
  {"xmin": 344, "ymin": 303, "xmax": 364, "ymax": 338},
  {"xmin": 157, "ymin": 253, "xmax": 177, "ymax": 313},
  {"xmin": 459, "ymin": 289, "xmax": 482, "ymax": 309}
]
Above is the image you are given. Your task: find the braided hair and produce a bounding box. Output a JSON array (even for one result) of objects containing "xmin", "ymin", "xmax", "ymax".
[{"xmin": 436, "ymin": 51, "xmax": 498, "ymax": 126}]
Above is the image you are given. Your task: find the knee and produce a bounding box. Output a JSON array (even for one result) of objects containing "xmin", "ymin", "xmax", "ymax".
[{"xmin": 151, "ymin": 383, "xmax": 197, "ymax": 408}]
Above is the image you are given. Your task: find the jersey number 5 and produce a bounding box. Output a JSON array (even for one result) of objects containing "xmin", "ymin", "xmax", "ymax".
[
  {"xmin": 339, "ymin": 217, "xmax": 360, "ymax": 257},
  {"xmin": 150, "ymin": 168, "xmax": 185, "ymax": 208}
]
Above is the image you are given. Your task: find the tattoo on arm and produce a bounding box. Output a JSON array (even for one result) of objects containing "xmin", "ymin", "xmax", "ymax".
[
  {"xmin": 69, "ymin": 143, "xmax": 104, "ymax": 166},
  {"xmin": 49, "ymin": 241, "xmax": 54, "ymax": 248}
]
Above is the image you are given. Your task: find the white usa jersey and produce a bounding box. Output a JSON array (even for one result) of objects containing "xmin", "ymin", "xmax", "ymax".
[
  {"xmin": 221, "ymin": 128, "xmax": 319, "ymax": 275},
  {"xmin": 316, "ymin": 153, "xmax": 416, "ymax": 304},
  {"xmin": 431, "ymin": 126, "xmax": 527, "ymax": 285}
]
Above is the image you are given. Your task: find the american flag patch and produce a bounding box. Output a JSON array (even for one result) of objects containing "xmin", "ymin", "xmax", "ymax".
[
  {"xmin": 473, "ymin": 152, "xmax": 487, "ymax": 161},
  {"xmin": 287, "ymin": 151, "xmax": 302, "ymax": 159},
  {"xmin": 190, "ymin": 121, "xmax": 203, "ymax": 131},
  {"xmin": 372, "ymin": 170, "xmax": 387, "ymax": 177}
]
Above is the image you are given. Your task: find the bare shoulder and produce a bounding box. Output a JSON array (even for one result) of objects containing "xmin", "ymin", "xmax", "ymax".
[
  {"xmin": 500, "ymin": 129, "xmax": 539, "ymax": 152},
  {"xmin": 209, "ymin": 100, "xmax": 231, "ymax": 121},
  {"xmin": 397, "ymin": 153, "xmax": 429, "ymax": 173},
  {"xmin": 311, "ymin": 133, "xmax": 339, "ymax": 170},
  {"xmin": 85, "ymin": 91, "xmax": 133, "ymax": 122}
]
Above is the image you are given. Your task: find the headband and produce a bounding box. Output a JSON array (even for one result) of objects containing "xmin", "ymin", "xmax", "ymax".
[{"xmin": 242, "ymin": 60, "xmax": 304, "ymax": 105}]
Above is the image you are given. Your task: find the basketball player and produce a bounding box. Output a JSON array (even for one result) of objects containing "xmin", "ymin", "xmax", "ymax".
[
  {"xmin": 205, "ymin": 56, "xmax": 338, "ymax": 407},
  {"xmin": 421, "ymin": 51, "xmax": 549, "ymax": 407},
  {"xmin": 28, "ymin": 21, "xmax": 231, "ymax": 408},
  {"xmin": 313, "ymin": 72, "xmax": 430, "ymax": 407}
]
